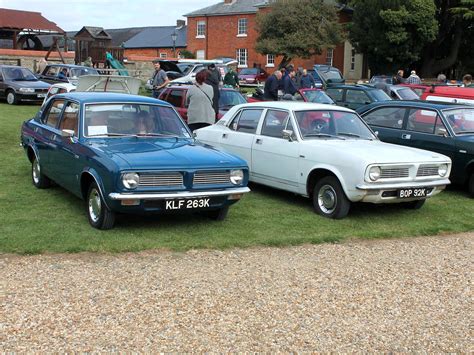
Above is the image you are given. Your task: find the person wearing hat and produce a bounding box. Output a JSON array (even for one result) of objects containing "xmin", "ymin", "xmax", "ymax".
[
  {"xmin": 205, "ymin": 63, "xmax": 222, "ymax": 118},
  {"xmin": 406, "ymin": 70, "xmax": 422, "ymax": 84}
]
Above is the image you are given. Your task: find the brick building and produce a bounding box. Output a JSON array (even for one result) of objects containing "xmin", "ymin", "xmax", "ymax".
[{"xmin": 184, "ymin": 0, "xmax": 365, "ymax": 80}]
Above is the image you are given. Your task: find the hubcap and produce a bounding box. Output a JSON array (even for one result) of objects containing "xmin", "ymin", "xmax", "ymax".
[
  {"xmin": 32, "ymin": 159, "xmax": 40, "ymax": 184},
  {"xmin": 318, "ymin": 184, "xmax": 337, "ymax": 214},
  {"xmin": 88, "ymin": 188, "xmax": 102, "ymax": 223},
  {"xmin": 7, "ymin": 93, "xmax": 14, "ymax": 104}
]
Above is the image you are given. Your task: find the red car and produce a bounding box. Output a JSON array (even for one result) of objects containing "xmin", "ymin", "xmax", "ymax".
[
  {"xmin": 158, "ymin": 85, "xmax": 247, "ymax": 121},
  {"xmin": 419, "ymin": 85, "xmax": 474, "ymax": 105},
  {"xmin": 247, "ymin": 88, "xmax": 335, "ymax": 104},
  {"xmin": 238, "ymin": 68, "xmax": 268, "ymax": 85}
]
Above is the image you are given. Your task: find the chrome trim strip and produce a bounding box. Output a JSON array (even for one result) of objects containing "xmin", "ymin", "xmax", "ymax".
[
  {"xmin": 109, "ymin": 187, "xmax": 250, "ymax": 200},
  {"xmin": 356, "ymin": 179, "xmax": 450, "ymax": 190}
]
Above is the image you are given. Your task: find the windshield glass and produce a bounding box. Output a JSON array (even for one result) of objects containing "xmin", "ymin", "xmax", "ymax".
[
  {"xmin": 301, "ymin": 90, "xmax": 334, "ymax": 104},
  {"xmin": 370, "ymin": 76, "xmax": 392, "ymax": 84},
  {"xmin": 443, "ymin": 108, "xmax": 474, "ymax": 134},
  {"xmin": 83, "ymin": 103, "xmax": 192, "ymax": 138},
  {"xmin": 397, "ymin": 88, "xmax": 419, "ymax": 100},
  {"xmin": 219, "ymin": 90, "xmax": 247, "ymax": 108},
  {"xmin": 371, "ymin": 89, "xmax": 392, "ymax": 101},
  {"xmin": 319, "ymin": 69, "xmax": 343, "ymax": 81},
  {"xmin": 70, "ymin": 67, "xmax": 99, "ymax": 77},
  {"xmin": 294, "ymin": 110, "xmax": 375, "ymax": 140},
  {"xmin": 177, "ymin": 63, "xmax": 193, "ymax": 75},
  {"xmin": 239, "ymin": 68, "xmax": 258, "ymax": 75},
  {"xmin": 3, "ymin": 67, "xmax": 37, "ymax": 81}
]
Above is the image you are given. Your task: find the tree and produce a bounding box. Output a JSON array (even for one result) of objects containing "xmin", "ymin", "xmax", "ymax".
[
  {"xmin": 255, "ymin": 0, "xmax": 343, "ymax": 69},
  {"xmin": 348, "ymin": 0, "xmax": 438, "ymax": 75}
]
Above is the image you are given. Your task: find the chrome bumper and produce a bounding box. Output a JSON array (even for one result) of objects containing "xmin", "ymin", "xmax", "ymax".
[
  {"xmin": 356, "ymin": 178, "xmax": 450, "ymax": 190},
  {"xmin": 109, "ymin": 187, "xmax": 250, "ymax": 200}
]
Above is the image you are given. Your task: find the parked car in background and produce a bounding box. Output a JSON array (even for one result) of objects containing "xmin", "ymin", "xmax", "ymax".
[
  {"xmin": 248, "ymin": 88, "xmax": 334, "ymax": 105},
  {"xmin": 357, "ymin": 101, "xmax": 474, "ymax": 196},
  {"xmin": 419, "ymin": 85, "xmax": 474, "ymax": 105},
  {"xmin": 38, "ymin": 64, "xmax": 99, "ymax": 86},
  {"xmin": 238, "ymin": 68, "xmax": 268, "ymax": 86},
  {"xmin": 325, "ymin": 84, "xmax": 392, "ymax": 110},
  {"xmin": 0, "ymin": 65, "xmax": 50, "ymax": 104},
  {"xmin": 312, "ymin": 64, "xmax": 345, "ymax": 88},
  {"xmin": 399, "ymin": 83, "xmax": 431, "ymax": 97},
  {"xmin": 195, "ymin": 102, "xmax": 451, "ymax": 219},
  {"xmin": 369, "ymin": 75, "xmax": 394, "ymax": 85},
  {"xmin": 376, "ymin": 84, "xmax": 420, "ymax": 100},
  {"xmin": 21, "ymin": 92, "xmax": 250, "ymax": 229},
  {"xmin": 158, "ymin": 85, "xmax": 247, "ymax": 121}
]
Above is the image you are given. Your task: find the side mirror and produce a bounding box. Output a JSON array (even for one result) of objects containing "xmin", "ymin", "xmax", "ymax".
[
  {"xmin": 61, "ymin": 129, "xmax": 74, "ymax": 138},
  {"xmin": 437, "ymin": 128, "xmax": 448, "ymax": 137},
  {"xmin": 374, "ymin": 131, "xmax": 379, "ymax": 137},
  {"xmin": 282, "ymin": 129, "xmax": 294, "ymax": 141}
]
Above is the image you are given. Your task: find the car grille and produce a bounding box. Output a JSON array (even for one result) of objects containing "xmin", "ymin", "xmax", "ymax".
[
  {"xmin": 380, "ymin": 167, "xmax": 410, "ymax": 179},
  {"xmin": 35, "ymin": 89, "xmax": 48, "ymax": 93},
  {"xmin": 417, "ymin": 165, "xmax": 439, "ymax": 177},
  {"xmin": 193, "ymin": 171, "xmax": 230, "ymax": 185},
  {"xmin": 138, "ymin": 172, "xmax": 183, "ymax": 187}
]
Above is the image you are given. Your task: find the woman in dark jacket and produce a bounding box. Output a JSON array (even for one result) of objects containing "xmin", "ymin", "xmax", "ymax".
[{"xmin": 205, "ymin": 64, "xmax": 221, "ymax": 118}]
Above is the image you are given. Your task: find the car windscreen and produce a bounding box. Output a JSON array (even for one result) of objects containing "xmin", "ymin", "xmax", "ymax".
[
  {"xmin": 442, "ymin": 108, "xmax": 474, "ymax": 134},
  {"xmin": 177, "ymin": 63, "xmax": 193, "ymax": 75},
  {"xmin": 70, "ymin": 67, "xmax": 99, "ymax": 77},
  {"xmin": 294, "ymin": 110, "xmax": 375, "ymax": 140},
  {"xmin": 3, "ymin": 67, "xmax": 38, "ymax": 81},
  {"xmin": 239, "ymin": 68, "xmax": 258, "ymax": 75},
  {"xmin": 83, "ymin": 103, "xmax": 192, "ymax": 138},
  {"xmin": 301, "ymin": 90, "xmax": 335, "ymax": 104},
  {"xmin": 370, "ymin": 89, "xmax": 392, "ymax": 101},
  {"xmin": 397, "ymin": 88, "xmax": 419, "ymax": 100},
  {"xmin": 219, "ymin": 90, "xmax": 247, "ymax": 109}
]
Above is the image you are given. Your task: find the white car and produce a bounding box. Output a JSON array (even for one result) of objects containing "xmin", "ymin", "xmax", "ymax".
[{"xmin": 195, "ymin": 102, "xmax": 452, "ymax": 219}]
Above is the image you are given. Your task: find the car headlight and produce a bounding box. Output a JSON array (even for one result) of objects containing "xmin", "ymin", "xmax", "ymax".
[
  {"xmin": 18, "ymin": 88, "xmax": 35, "ymax": 93},
  {"xmin": 369, "ymin": 166, "xmax": 381, "ymax": 181},
  {"xmin": 438, "ymin": 164, "xmax": 448, "ymax": 177},
  {"xmin": 230, "ymin": 169, "xmax": 244, "ymax": 185},
  {"xmin": 122, "ymin": 172, "xmax": 139, "ymax": 189}
]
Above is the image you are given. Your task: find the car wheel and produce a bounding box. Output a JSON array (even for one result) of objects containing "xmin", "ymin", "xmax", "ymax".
[
  {"xmin": 403, "ymin": 199, "xmax": 426, "ymax": 210},
  {"xmin": 206, "ymin": 206, "xmax": 229, "ymax": 221},
  {"xmin": 312, "ymin": 176, "xmax": 350, "ymax": 219},
  {"xmin": 6, "ymin": 90, "xmax": 18, "ymax": 105},
  {"xmin": 468, "ymin": 173, "xmax": 474, "ymax": 197},
  {"xmin": 87, "ymin": 182, "xmax": 115, "ymax": 230},
  {"xmin": 31, "ymin": 156, "xmax": 51, "ymax": 189}
]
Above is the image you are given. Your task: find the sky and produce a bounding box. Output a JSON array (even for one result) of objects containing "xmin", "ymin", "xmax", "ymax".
[{"xmin": 2, "ymin": 0, "xmax": 219, "ymax": 31}]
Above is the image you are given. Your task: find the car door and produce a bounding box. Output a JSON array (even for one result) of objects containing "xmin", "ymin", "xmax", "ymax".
[
  {"xmin": 0, "ymin": 69, "xmax": 6, "ymax": 98},
  {"xmin": 251, "ymin": 109, "xmax": 300, "ymax": 192},
  {"xmin": 54, "ymin": 100, "xmax": 82, "ymax": 193},
  {"xmin": 360, "ymin": 106, "xmax": 407, "ymax": 145},
  {"xmin": 326, "ymin": 88, "xmax": 344, "ymax": 106},
  {"xmin": 399, "ymin": 107, "xmax": 456, "ymax": 160},
  {"xmin": 219, "ymin": 108, "xmax": 264, "ymax": 167},
  {"xmin": 345, "ymin": 89, "xmax": 371, "ymax": 110}
]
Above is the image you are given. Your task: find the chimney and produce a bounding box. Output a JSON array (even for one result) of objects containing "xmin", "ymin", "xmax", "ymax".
[{"xmin": 176, "ymin": 19, "xmax": 185, "ymax": 28}]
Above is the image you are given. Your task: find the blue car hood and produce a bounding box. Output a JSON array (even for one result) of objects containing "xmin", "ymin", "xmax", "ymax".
[{"xmin": 90, "ymin": 139, "xmax": 247, "ymax": 170}]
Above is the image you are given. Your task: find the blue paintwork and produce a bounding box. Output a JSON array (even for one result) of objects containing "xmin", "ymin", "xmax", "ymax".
[{"xmin": 21, "ymin": 92, "xmax": 249, "ymax": 215}]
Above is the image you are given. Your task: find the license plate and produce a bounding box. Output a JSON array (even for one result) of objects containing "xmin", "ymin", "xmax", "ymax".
[
  {"xmin": 398, "ymin": 188, "xmax": 427, "ymax": 198},
  {"xmin": 37, "ymin": 93, "xmax": 46, "ymax": 98},
  {"xmin": 165, "ymin": 198, "xmax": 210, "ymax": 210}
]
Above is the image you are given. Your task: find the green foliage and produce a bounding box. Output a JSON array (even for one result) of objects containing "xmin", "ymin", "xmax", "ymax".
[
  {"xmin": 179, "ymin": 49, "xmax": 195, "ymax": 59},
  {"xmin": 255, "ymin": 0, "xmax": 343, "ymax": 68},
  {"xmin": 348, "ymin": 0, "xmax": 437, "ymax": 73},
  {"xmin": 451, "ymin": 0, "xmax": 474, "ymax": 20}
]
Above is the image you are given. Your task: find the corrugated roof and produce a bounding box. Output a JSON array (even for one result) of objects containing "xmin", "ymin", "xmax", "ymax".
[
  {"xmin": 184, "ymin": 0, "xmax": 270, "ymax": 17},
  {"xmin": 105, "ymin": 27, "xmax": 150, "ymax": 47},
  {"xmin": 75, "ymin": 26, "xmax": 112, "ymax": 39},
  {"xmin": 0, "ymin": 8, "xmax": 64, "ymax": 33},
  {"xmin": 123, "ymin": 26, "xmax": 187, "ymax": 49}
]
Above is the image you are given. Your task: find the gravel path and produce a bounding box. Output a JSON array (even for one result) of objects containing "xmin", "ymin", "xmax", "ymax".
[{"xmin": 1, "ymin": 233, "xmax": 473, "ymax": 352}]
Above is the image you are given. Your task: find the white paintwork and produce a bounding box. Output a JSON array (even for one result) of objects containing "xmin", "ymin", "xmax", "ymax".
[{"xmin": 196, "ymin": 102, "xmax": 452, "ymax": 204}]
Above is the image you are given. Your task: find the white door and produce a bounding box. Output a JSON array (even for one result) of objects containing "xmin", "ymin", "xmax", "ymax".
[{"xmin": 251, "ymin": 109, "xmax": 300, "ymax": 192}]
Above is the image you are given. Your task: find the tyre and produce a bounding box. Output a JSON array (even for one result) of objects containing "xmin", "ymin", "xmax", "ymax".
[
  {"xmin": 403, "ymin": 199, "xmax": 426, "ymax": 210},
  {"xmin": 31, "ymin": 156, "xmax": 51, "ymax": 189},
  {"xmin": 206, "ymin": 206, "xmax": 229, "ymax": 221},
  {"xmin": 86, "ymin": 182, "xmax": 115, "ymax": 230},
  {"xmin": 468, "ymin": 173, "xmax": 474, "ymax": 198},
  {"xmin": 312, "ymin": 176, "xmax": 350, "ymax": 219},
  {"xmin": 6, "ymin": 90, "xmax": 18, "ymax": 105}
]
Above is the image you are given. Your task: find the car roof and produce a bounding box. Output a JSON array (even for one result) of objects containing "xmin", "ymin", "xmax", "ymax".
[
  {"xmin": 327, "ymin": 84, "xmax": 380, "ymax": 91},
  {"xmin": 45, "ymin": 64, "xmax": 95, "ymax": 69},
  {"xmin": 234, "ymin": 101, "xmax": 354, "ymax": 112},
  {"xmin": 165, "ymin": 85, "xmax": 238, "ymax": 92},
  {"xmin": 0, "ymin": 65, "xmax": 31, "ymax": 69},
  {"xmin": 51, "ymin": 92, "xmax": 172, "ymax": 106},
  {"xmin": 357, "ymin": 100, "xmax": 471, "ymax": 112}
]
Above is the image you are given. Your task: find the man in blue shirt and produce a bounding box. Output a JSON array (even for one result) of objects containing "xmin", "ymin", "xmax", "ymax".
[
  {"xmin": 263, "ymin": 70, "xmax": 282, "ymax": 100},
  {"xmin": 283, "ymin": 68, "xmax": 297, "ymax": 95}
]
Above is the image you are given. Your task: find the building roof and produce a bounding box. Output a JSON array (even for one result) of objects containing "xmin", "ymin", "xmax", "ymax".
[
  {"xmin": 123, "ymin": 26, "xmax": 187, "ymax": 49},
  {"xmin": 105, "ymin": 27, "xmax": 150, "ymax": 47},
  {"xmin": 184, "ymin": 0, "xmax": 270, "ymax": 17},
  {"xmin": 0, "ymin": 8, "xmax": 64, "ymax": 33},
  {"xmin": 74, "ymin": 26, "xmax": 112, "ymax": 40}
]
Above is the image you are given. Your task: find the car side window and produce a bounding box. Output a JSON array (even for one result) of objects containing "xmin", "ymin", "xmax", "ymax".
[
  {"xmin": 261, "ymin": 110, "xmax": 290, "ymax": 138},
  {"xmin": 165, "ymin": 90, "xmax": 184, "ymax": 108},
  {"xmin": 45, "ymin": 66, "xmax": 58, "ymax": 77},
  {"xmin": 406, "ymin": 109, "xmax": 444, "ymax": 134},
  {"xmin": 346, "ymin": 90, "xmax": 370, "ymax": 104},
  {"xmin": 363, "ymin": 107, "xmax": 405, "ymax": 129},
  {"xmin": 58, "ymin": 102, "xmax": 79, "ymax": 135},
  {"xmin": 230, "ymin": 109, "xmax": 263, "ymax": 134},
  {"xmin": 44, "ymin": 99, "xmax": 65, "ymax": 128},
  {"xmin": 326, "ymin": 88, "xmax": 343, "ymax": 102}
]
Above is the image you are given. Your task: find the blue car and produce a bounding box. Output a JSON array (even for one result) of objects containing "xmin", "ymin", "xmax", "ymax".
[{"xmin": 21, "ymin": 92, "xmax": 250, "ymax": 229}]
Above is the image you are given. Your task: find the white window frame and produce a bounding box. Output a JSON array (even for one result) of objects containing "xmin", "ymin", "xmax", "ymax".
[
  {"xmin": 196, "ymin": 20, "xmax": 206, "ymax": 38},
  {"xmin": 160, "ymin": 52, "xmax": 167, "ymax": 59},
  {"xmin": 237, "ymin": 18, "xmax": 248, "ymax": 37},
  {"xmin": 350, "ymin": 49, "xmax": 356, "ymax": 71},
  {"xmin": 326, "ymin": 48, "xmax": 334, "ymax": 66},
  {"xmin": 236, "ymin": 48, "xmax": 248, "ymax": 68},
  {"xmin": 196, "ymin": 49, "xmax": 205, "ymax": 60},
  {"xmin": 266, "ymin": 54, "xmax": 275, "ymax": 68}
]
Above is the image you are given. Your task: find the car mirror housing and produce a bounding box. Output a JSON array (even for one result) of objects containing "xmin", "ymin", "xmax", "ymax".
[
  {"xmin": 436, "ymin": 128, "xmax": 448, "ymax": 137},
  {"xmin": 61, "ymin": 129, "xmax": 75, "ymax": 138},
  {"xmin": 282, "ymin": 129, "xmax": 294, "ymax": 141}
]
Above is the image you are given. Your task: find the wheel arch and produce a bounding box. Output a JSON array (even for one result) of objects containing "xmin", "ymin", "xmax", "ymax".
[
  {"xmin": 26, "ymin": 144, "xmax": 39, "ymax": 163},
  {"xmin": 306, "ymin": 167, "xmax": 349, "ymax": 198},
  {"xmin": 80, "ymin": 169, "xmax": 109, "ymax": 209}
]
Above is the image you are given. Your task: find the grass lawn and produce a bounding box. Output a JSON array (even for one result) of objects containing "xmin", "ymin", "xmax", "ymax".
[{"xmin": 1, "ymin": 102, "xmax": 473, "ymax": 255}]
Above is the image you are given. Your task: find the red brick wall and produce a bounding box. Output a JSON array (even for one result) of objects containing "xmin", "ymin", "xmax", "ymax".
[{"xmin": 124, "ymin": 48, "xmax": 182, "ymax": 60}]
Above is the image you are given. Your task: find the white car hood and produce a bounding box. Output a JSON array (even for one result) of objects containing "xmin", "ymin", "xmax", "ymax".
[
  {"xmin": 301, "ymin": 139, "xmax": 450, "ymax": 164},
  {"xmin": 77, "ymin": 75, "xmax": 141, "ymax": 94}
]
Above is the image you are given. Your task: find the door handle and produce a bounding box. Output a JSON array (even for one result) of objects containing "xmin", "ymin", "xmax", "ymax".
[
  {"xmin": 256, "ymin": 138, "xmax": 262, "ymax": 144},
  {"xmin": 222, "ymin": 133, "xmax": 228, "ymax": 139},
  {"xmin": 401, "ymin": 134, "xmax": 411, "ymax": 140}
]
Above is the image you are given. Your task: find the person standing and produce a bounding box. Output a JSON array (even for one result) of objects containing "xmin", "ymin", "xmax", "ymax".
[
  {"xmin": 151, "ymin": 60, "xmax": 170, "ymax": 98},
  {"xmin": 406, "ymin": 70, "xmax": 422, "ymax": 84},
  {"xmin": 263, "ymin": 70, "xmax": 282, "ymax": 100},
  {"xmin": 283, "ymin": 68, "xmax": 298, "ymax": 95},
  {"xmin": 186, "ymin": 70, "xmax": 215, "ymax": 132},
  {"xmin": 299, "ymin": 69, "xmax": 316, "ymax": 89},
  {"xmin": 205, "ymin": 63, "xmax": 222, "ymax": 118},
  {"xmin": 223, "ymin": 64, "xmax": 239, "ymax": 89},
  {"xmin": 436, "ymin": 73, "xmax": 447, "ymax": 84},
  {"xmin": 462, "ymin": 74, "xmax": 473, "ymax": 87},
  {"xmin": 393, "ymin": 69, "xmax": 405, "ymax": 85}
]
